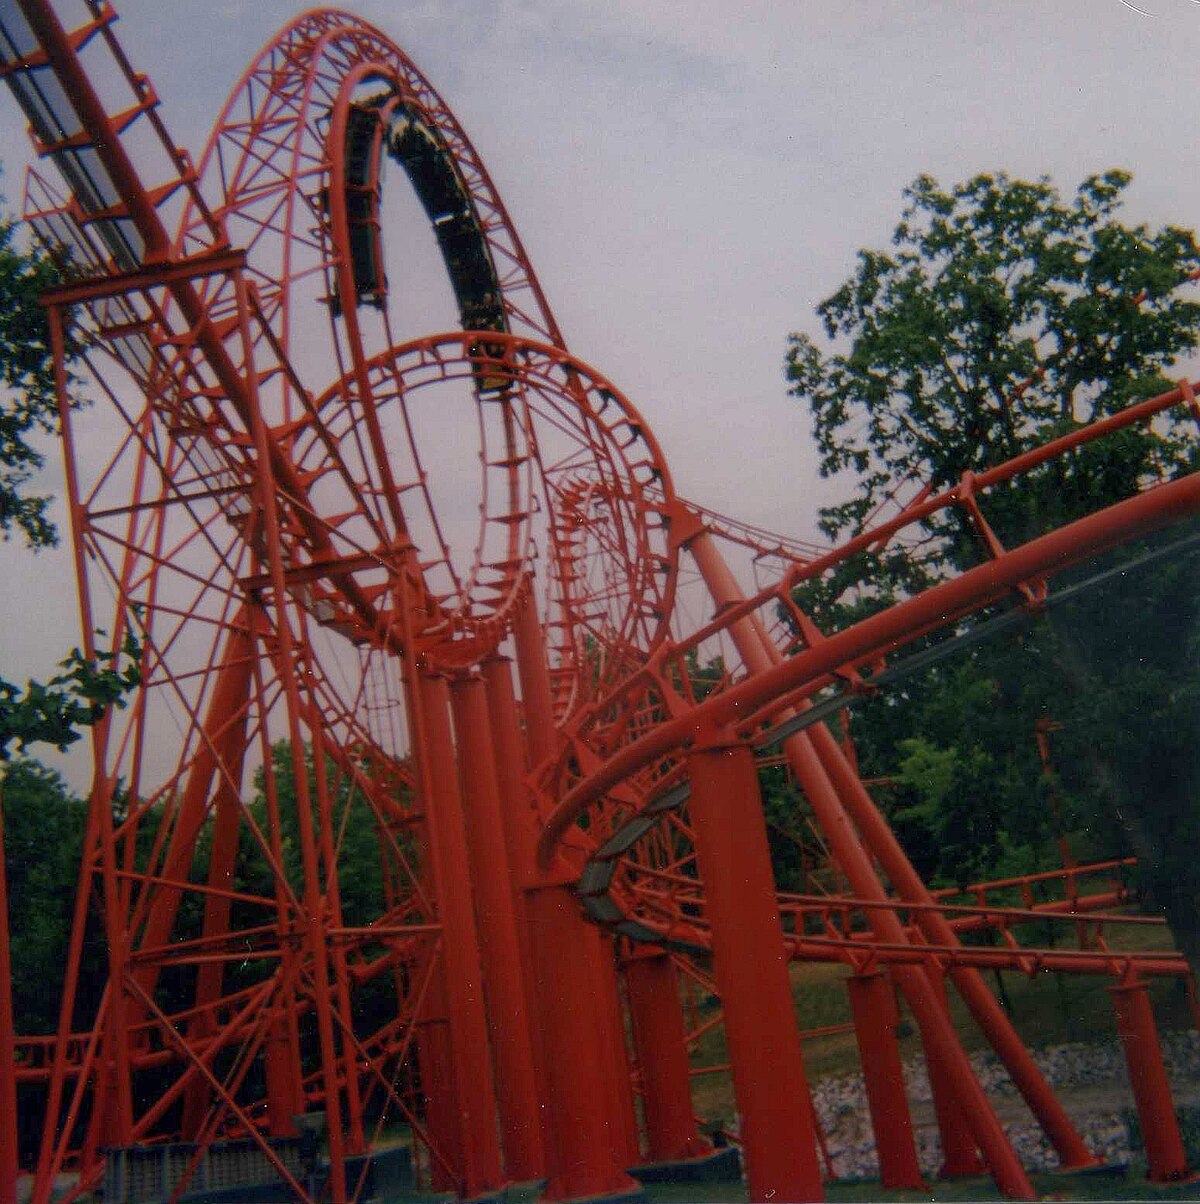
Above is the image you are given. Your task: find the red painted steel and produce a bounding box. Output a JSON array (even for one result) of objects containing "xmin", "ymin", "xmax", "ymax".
[
  {"xmin": 449, "ymin": 673, "xmax": 545, "ymax": 1181},
  {"xmin": 525, "ymin": 882, "xmax": 644, "ymax": 1202},
  {"xmin": 685, "ymin": 528, "xmax": 1035, "ymax": 1195},
  {"xmin": 624, "ymin": 950, "xmax": 713, "ymax": 1164},
  {"xmin": 412, "ymin": 673, "xmax": 505, "ymax": 1198},
  {"xmin": 512, "ymin": 588, "xmax": 646, "ymax": 1193},
  {"xmin": 922, "ymin": 971, "xmax": 988, "ymax": 1178},
  {"xmin": 847, "ymin": 973, "xmax": 923, "ymax": 1190},
  {"xmin": 1111, "ymin": 978, "xmax": 1192, "ymax": 1182},
  {"xmin": 1, "ymin": 5, "xmax": 1199, "ymax": 1203},
  {"xmin": 414, "ymin": 965, "xmax": 465, "ymax": 1194},
  {"xmin": 479, "ymin": 654, "xmax": 556, "ymax": 1170},
  {"xmin": 685, "ymin": 740, "xmax": 824, "ymax": 1203},
  {"xmin": 809, "ymin": 726, "xmax": 1098, "ymax": 1169}
]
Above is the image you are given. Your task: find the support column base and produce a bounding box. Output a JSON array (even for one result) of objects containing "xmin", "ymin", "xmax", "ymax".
[
  {"xmin": 537, "ymin": 1184, "xmax": 647, "ymax": 1204},
  {"xmin": 1046, "ymin": 1157, "xmax": 1117, "ymax": 1176},
  {"xmin": 1046, "ymin": 1160, "xmax": 1128, "ymax": 1180},
  {"xmin": 938, "ymin": 1160, "xmax": 987, "ymax": 1180},
  {"xmin": 628, "ymin": 1145, "xmax": 742, "ymax": 1185},
  {"xmin": 1145, "ymin": 1171, "xmax": 1200, "ymax": 1189}
]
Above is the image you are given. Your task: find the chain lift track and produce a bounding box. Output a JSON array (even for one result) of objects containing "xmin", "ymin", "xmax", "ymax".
[{"xmin": 1, "ymin": 4, "xmax": 1199, "ymax": 1203}]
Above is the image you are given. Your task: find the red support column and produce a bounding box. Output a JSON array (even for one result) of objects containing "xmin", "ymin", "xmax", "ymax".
[
  {"xmin": 415, "ymin": 970, "xmax": 464, "ymax": 1195},
  {"xmin": 512, "ymin": 591, "xmax": 557, "ymax": 768},
  {"xmin": 685, "ymin": 739, "xmax": 823, "ymax": 1203},
  {"xmin": 595, "ymin": 932, "xmax": 642, "ymax": 1167},
  {"xmin": 407, "ymin": 789, "xmax": 463, "ymax": 1189},
  {"xmin": 1110, "ymin": 978, "xmax": 1190, "ymax": 1183},
  {"xmin": 525, "ymin": 881, "xmax": 644, "ymax": 1203},
  {"xmin": 684, "ymin": 528, "xmax": 1059, "ymax": 1196},
  {"xmin": 923, "ymin": 970, "xmax": 986, "ymax": 1177},
  {"xmin": 810, "ymin": 725, "xmax": 1097, "ymax": 1172},
  {"xmin": 505, "ymin": 608, "xmax": 646, "ymax": 1197},
  {"xmin": 263, "ymin": 1017, "xmax": 301, "ymax": 1138},
  {"xmin": 846, "ymin": 972, "xmax": 924, "ymax": 1190},
  {"xmin": 415, "ymin": 672, "xmax": 505, "ymax": 1199},
  {"xmin": 450, "ymin": 673, "xmax": 546, "ymax": 1182},
  {"xmin": 625, "ymin": 950, "xmax": 712, "ymax": 1164},
  {"xmin": 787, "ymin": 757, "xmax": 1012, "ymax": 1189},
  {"xmin": 408, "ymin": 804, "xmax": 463, "ymax": 1194},
  {"xmin": 480, "ymin": 655, "xmax": 556, "ymax": 1175}
]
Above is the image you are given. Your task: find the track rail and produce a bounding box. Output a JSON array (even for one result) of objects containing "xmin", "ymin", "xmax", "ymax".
[{"xmin": 2, "ymin": 4, "xmax": 1199, "ymax": 1203}]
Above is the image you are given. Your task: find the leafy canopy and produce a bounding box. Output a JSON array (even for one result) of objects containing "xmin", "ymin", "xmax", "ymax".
[
  {"xmin": 0, "ymin": 759, "xmax": 86, "ymax": 1033},
  {"xmin": 0, "ymin": 630, "xmax": 142, "ymax": 763},
  {"xmin": 0, "ymin": 204, "xmax": 67, "ymax": 548},
  {"xmin": 786, "ymin": 170, "xmax": 1200, "ymax": 561},
  {"xmin": 782, "ymin": 170, "xmax": 1200, "ymax": 975},
  {"xmin": 0, "ymin": 181, "xmax": 141, "ymax": 766}
]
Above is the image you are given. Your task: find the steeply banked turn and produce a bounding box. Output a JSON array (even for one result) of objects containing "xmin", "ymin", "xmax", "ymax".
[{"xmin": 0, "ymin": 5, "xmax": 1198, "ymax": 1204}]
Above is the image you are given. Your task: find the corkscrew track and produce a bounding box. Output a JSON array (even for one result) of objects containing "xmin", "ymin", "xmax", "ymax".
[{"xmin": 0, "ymin": 5, "xmax": 1197, "ymax": 1202}]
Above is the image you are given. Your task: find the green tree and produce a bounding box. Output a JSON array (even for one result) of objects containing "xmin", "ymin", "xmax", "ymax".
[
  {"xmin": 1, "ymin": 759, "xmax": 85, "ymax": 1033},
  {"xmin": 239, "ymin": 740, "xmax": 388, "ymax": 932},
  {"xmin": 0, "ymin": 633, "xmax": 142, "ymax": 1027},
  {"xmin": 785, "ymin": 169, "xmax": 1200, "ymax": 974},
  {"xmin": 787, "ymin": 170, "xmax": 1200, "ymax": 558},
  {"xmin": 0, "ymin": 198, "xmax": 68, "ymax": 548},
  {"xmin": 0, "ymin": 633, "xmax": 142, "ymax": 762}
]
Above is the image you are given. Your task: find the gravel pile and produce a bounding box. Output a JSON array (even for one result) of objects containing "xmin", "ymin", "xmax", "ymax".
[{"xmin": 809, "ymin": 1031, "xmax": 1200, "ymax": 1180}]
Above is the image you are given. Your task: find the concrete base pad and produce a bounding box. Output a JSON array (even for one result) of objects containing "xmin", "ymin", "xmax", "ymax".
[
  {"xmin": 1048, "ymin": 1160, "xmax": 1129, "ymax": 1179},
  {"xmin": 628, "ymin": 1145, "xmax": 742, "ymax": 1185},
  {"xmin": 537, "ymin": 1186, "xmax": 647, "ymax": 1204}
]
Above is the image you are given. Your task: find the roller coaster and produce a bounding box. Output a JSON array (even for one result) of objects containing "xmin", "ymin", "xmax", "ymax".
[{"xmin": 0, "ymin": 4, "xmax": 1197, "ymax": 1203}]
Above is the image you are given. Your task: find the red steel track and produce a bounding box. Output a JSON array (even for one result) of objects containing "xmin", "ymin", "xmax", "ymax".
[{"xmin": 0, "ymin": 5, "xmax": 1197, "ymax": 1203}]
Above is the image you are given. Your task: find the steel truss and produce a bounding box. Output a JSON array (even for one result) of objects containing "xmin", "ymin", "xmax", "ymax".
[{"xmin": 0, "ymin": 4, "xmax": 1197, "ymax": 1203}]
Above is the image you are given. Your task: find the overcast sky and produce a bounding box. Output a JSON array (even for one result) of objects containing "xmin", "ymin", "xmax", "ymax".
[{"xmin": 3, "ymin": 0, "xmax": 1199, "ymax": 782}]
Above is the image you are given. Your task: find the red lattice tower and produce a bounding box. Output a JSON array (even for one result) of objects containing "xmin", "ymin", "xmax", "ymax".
[{"xmin": 2, "ymin": 5, "xmax": 1199, "ymax": 1204}]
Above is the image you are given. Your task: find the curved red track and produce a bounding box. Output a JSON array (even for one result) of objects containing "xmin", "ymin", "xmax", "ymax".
[{"xmin": 0, "ymin": 5, "xmax": 1197, "ymax": 1203}]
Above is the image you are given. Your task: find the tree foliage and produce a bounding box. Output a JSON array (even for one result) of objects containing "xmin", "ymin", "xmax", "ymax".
[
  {"xmin": 0, "ymin": 205, "xmax": 67, "ymax": 548},
  {"xmin": 0, "ymin": 631, "xmax": 142, "ymax": 763},
  {"xmin": 784, "ymin": 169, "xmax": 1200, "ymax": 974},
  {"xmin": 787, "ymin": 170, "xmax": 1200, "ymax": 563},
  {"xmin": 0, "ymin": 186, "xmax": 148, "ymax": 1069},
  {"xmin": 241, "ymin": 740, "xmax": 388, "ymax": 932},
  {"xmin": 0, "ymin": 631, "xmax": 142, "ymax": 1045},
  {"xmin": 1, "ymin": 759, "xmax": 86, "ymax": 1033}
]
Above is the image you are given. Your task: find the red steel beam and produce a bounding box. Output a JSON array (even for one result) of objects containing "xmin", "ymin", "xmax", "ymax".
[
  {"xmin": 847, "ymin": 972, "xmax": 924, "ymax": 1190},
  {"xmin": 541, "ymin": 470, "xmax": 1200, "ymax": 859},
  {"xmin": 413, "ymin": 673, "xmax": 505, "ymax": 1199},
  {"xmin": 684, "ymin": 740, "xmax": 823, "ymax": 1203},
  {"xmin": 1111, "ymin": 978, "xmax": 1191, "ymax": 1183},
  {"xmin": 450, "ymin": 673, "xmax": 545, "ymax": 1182},
  {"xmin": 625, "ymin": 949, "xmax": 713, "ymax": 1165},
  {"xmin": 684, "ymin": 528, "xmax": 1036, "ymax": 1196}
]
